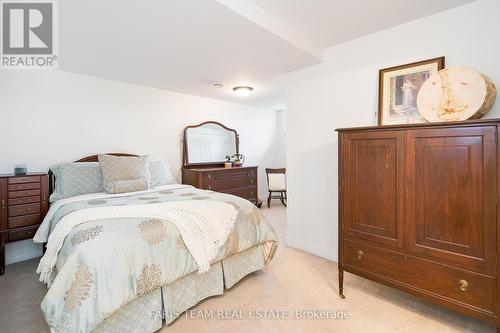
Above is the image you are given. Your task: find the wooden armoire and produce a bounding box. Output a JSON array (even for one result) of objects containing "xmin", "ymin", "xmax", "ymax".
[{"xmin": 337, "ymin": 119, "xmax": 500, "ymax": 330}]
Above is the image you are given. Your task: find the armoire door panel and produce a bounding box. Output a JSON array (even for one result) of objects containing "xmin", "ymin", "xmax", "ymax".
[
  {"xmin": 342, "ymin": 130, "xmax": 404, "ymax": 248},
  {"xmin": 405, "ymin": 127, "xmax": 496, "ymax": 271}
]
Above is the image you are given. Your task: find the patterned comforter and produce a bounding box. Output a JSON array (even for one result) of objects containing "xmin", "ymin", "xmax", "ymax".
[{"xmin": 35, "ymin": 185, "xmax": 278, "ymax": 333}]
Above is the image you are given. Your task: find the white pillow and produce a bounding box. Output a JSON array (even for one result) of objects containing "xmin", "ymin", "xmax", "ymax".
[
  {"xmin": 268, "ymin": 173, "xmax": 286, "ymax": 191},
  {"xmin": 149, "ymin": 160, "xmax": 174, "ymax": 187}
]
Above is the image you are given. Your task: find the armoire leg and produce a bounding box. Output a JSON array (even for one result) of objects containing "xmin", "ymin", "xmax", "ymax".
[{"xmin": 339, "ymin": 269, "xmax": 345, "ymax": 299}]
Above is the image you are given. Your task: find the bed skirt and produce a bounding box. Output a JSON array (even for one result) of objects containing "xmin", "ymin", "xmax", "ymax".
[{"xmin": 92, "ymin": 244, "xmax": 267, "ymax": 332}]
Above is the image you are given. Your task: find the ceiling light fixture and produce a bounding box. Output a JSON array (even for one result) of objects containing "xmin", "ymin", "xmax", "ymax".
[{"xmin": 233, "ymin": 86, "xmax": 254, "ymax": 97}]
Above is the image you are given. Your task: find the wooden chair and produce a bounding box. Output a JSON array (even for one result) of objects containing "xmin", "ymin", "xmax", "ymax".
[{"xmin": 265, "ymin": 168, "xmax": 287, "ymax": 208}]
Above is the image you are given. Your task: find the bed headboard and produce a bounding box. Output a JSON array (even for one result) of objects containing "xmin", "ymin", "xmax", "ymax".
[
  {"xmin": 75, "ymin": 153, "xmax": 138, "ymax": 162},
  {"xmin": 48, "ymin": 153, "xmax": 139, "ymax": 195}
]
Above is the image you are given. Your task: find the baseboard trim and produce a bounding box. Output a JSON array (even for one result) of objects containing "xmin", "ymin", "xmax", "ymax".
[{"xmin": 286, "ymin": 238, "xmax": 338, "ymax": 262}]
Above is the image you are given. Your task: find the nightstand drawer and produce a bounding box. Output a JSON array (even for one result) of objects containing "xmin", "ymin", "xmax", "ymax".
[
  {"xmin": 8, "ymin": 214, "xmax": 41, "ymax": 229},
  {"xmin": 8, "ymin": 227, "xmax": 37, "ymax": 242},
  {"xmin": 8, "ymin": 176, "xmax": 40, "ymax": 184},
  {"xmin": 9, "ymin": 196, "xmax": 40, "ymax": 206},
  {"xmin": 8, "ymin": 182, "xmax": 41, "ymax": 191},
  {"xmin": 8, "ymin": 203, "xmax": 40, "ymax": 217},
  {"xmin": 8, "ymin": 189, "xmax": 41, "ymax": 199}
]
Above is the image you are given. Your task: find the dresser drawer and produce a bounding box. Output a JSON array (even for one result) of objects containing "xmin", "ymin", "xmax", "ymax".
[
  {"xmin": 8, "ymin": 182, "xmax": 40, "ymax": 191},
  {"xmin": 201, "ymin": 171, "xmax": 215, "ymax": 181},
  {"xmin": 344, "ymin": 239, "xmax": 495, "ymax": 313},
  {"xmin": 216, "ymin": 168, "xmax": 254, "ymax": 180},
  {"xmin": 216, "ymin": 176, "xmax": 256, "ymax": 191},
  {"xmin": 8, "ymin": 176, "xmax": 40, "ymax": 184},
  {"xmin": 202, "ymin": 181, "xmax": 216, "ymax": 191},
  {"xmin": 9, "ymin": 196, "xmax": 40, "ymax": 206},
  {"xmin": 8, "ymin": 227, "xmax": 37, "ymax": 242},
  {"xmin": 8, "ymin": 214, "xmax": 41, "ymax": 229},
  {"xmin": 221, "ymin": 186, "xmax": 257, "ymax": 200},
  {"xmin": 8, "ymin": 203, "xmax": 40, "ymax": 217},
  {"xmin": 8, "ymin": 189, "xmax": 41, "ymax": 199}
]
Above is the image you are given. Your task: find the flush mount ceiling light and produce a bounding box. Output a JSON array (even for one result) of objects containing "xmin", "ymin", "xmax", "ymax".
[{"xmin": 233, "ymin": 86, "xmax": 254, "ymax": 97}]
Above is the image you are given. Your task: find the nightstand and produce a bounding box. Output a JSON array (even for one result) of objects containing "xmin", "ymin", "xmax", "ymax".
[{"xmin": 0, "ymin": 173, "xmax": 49, "ymax": 275}]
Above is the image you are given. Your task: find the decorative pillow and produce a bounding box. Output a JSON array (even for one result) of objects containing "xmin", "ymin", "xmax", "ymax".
[
  {"xmin": 106, "ymin": 178, "xmax": 148, "ymax": 194},
  {"xmin": 268, "ymin": 173, "xmax": 286, "ymax": 191},
  {"xmin": 49, "ymin": 162, "xmax": 103, "ymax": 202},
  {"xmin": 98, "ymin": 154, "xmax": 151, "ymax": 193},
  {"xmin": 149, "ymin": 160, "xmax": 174, "ymax": 187}
]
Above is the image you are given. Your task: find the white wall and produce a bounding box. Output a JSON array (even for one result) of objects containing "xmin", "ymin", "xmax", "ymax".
[
  {"xmin": 285, "ymin": 0, "xmax": 500, "ymax": 261},
  {"xmin": 0, "ymin": 70, "xmax": 283, "ymax": 264},
  {"xmin": 274, "ymin": 109, "xmax": 287, "ymax": 167}
]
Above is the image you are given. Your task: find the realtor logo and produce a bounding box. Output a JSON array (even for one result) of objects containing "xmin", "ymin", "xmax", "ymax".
[{"xmin": 1, "ymin": 0, "xmax": 57, "ymax": 68}]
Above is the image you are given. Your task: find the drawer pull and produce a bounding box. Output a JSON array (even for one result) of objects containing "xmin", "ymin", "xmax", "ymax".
[
  {"xmin": 459, "ymin": 279, "xmax": 469, "ymax": 292},
  {"xmin": 250, "ymin": 179, "xmax": 254, "ymax": 184},
  {"xmin": 357, "ymin": 250, "xmax": 364, "ymax": 260},
  {"xmin": 1, "ymin": 199, "xmax": 5, "ymax": 209},
  {"xmin": 207, "ymin": 186, "xmax": 212, "ymax": 190},
  {"xmin": 208, "ymin": 174, "xmax": 212, "ymax": 179}
]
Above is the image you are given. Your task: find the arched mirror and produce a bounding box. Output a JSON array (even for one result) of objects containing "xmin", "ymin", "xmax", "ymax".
[{"xmin": 183, "ymin": 121, "xmax": 239, "ymax": 167}]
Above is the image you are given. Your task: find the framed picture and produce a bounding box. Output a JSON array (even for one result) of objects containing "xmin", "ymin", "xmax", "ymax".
[{"xmin": 378, "ymin": 57, "xmax": 445, "ymax": 126}]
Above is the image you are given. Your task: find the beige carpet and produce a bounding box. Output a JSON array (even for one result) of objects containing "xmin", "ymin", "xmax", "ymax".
[{"xmin": 0, "ymin": 206, "xmax": 495, "ymax": 333}]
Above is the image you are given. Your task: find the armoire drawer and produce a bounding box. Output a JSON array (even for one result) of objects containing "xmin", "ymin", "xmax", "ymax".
[{"xmin": 344, "ymin": 239, "xmax": 495, "ymax": 314}]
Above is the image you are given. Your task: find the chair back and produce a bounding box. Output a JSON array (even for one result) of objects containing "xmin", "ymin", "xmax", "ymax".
[{"xmin": 266, "ymin": 168, "xmax": 286, "ymax": 191}]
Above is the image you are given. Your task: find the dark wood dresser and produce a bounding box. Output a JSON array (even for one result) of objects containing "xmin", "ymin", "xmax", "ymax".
[
  {"xmin": 182, "ymin": 166, "xmax": 261, "ymax": 206},
  {"xmin": 337, "ymin": 119, "xmax": 500, "ymax": 331},
  {"xmin": 0, "ymin": 173, "xmax": 49, "ymax": 275}
]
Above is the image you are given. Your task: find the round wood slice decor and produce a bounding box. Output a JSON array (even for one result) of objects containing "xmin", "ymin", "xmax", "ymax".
[{"xmin": 417, "ymin": 67, "xmax": 496, "ymax": 122}]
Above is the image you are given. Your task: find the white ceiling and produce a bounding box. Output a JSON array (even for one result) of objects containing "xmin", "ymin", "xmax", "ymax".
[
  {"xmin": 251, "ymin": 0, "xmax": 474, "ymax": 50},
  {"xmin": 59, "ymin": 0, "xmax": 474, "ymax": 110}
]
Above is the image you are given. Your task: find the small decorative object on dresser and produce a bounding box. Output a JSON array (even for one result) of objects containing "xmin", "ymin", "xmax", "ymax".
[
  {"xmin": 0, "ymin": 172, "xmax": 49, "ymax": 275},
  {"xmin": 417, "ymin": 66, "xmax": 497, "ymax": 122},
  {"xmin": 337, "ymin": 119, "xmax": 500, "ymax": 331},
  {"xmin": 378, "ymin": 57, "xmax": 445, "ymax": 126},
  {"xmin": 14, "ymin": 164, "xmax": 27, "ymax": 175},
  {"xmin": 182, "ymin": 121, "xmax": 262, "ymax": 207}
]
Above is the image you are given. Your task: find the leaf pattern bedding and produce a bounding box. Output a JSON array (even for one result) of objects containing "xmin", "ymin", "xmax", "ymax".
[{"xmin": 35, "ymin": 185, "xmax": 278, "ymax": 333}]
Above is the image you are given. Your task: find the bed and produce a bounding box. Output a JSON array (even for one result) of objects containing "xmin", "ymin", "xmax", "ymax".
[{"xmin": 34, "ymin": 154, "xmax": 278, "ymax": 333}]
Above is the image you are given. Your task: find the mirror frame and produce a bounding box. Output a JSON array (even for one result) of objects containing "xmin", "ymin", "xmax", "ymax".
[{"xmin": 182, "ymin": 121, "xmax": 240, "ymax": 168}]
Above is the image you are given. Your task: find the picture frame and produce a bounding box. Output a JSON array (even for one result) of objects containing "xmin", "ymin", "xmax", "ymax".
[{"xmin": 378, "ymin": 57, "xmax": 445, "ymax": 126}]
